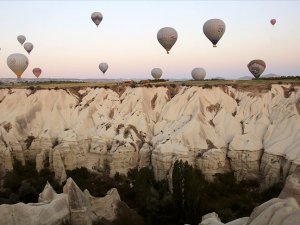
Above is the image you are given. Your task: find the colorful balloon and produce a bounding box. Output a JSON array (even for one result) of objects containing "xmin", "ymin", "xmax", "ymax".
[
  {"xmin": 32, "ymin": 68, "xmax": 42, "ymax": 78},
  {"xmin": 203, "ymin": 19, "xmax": 226, "ymax": 47},
  {"xmin": 247, "ymin": 59, "xmax": 266, "ymax": 79},
  {"xmin": 191, "ymin": 68, "xmax": 206, "ymax": 80},
  {"xmin": 99, "ymin": 62, "xmax": 108, "ymax": 74},
  {"xmin": 91, "ymin": 12, "xmax": 103, "ymax": 27},
  {"xmin": 7, "ymin": 53, "xmax": 29, "ymax": 78},
  {"xmin": 24, "ymin": 42, "xmax": 33, "ymax": 54},
  {"xmin": 17, "ymin": 35, "xmax": 26, "ymax": 45},
  {"xmin": 151, "ymin": 68, "xmax": 163, "ymax": 80},
  {"xmin": 157, "ymin": 27, "xmax": 178, "ymax": 54}
]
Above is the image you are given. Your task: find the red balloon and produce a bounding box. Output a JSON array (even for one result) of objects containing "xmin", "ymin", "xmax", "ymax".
[
  {"xmin": 270, "ymin": 19, "xmax": 276, "ymax": 26},
  {"xmin": 32, "ymin": 68, "xmax": 42, "ymax": 78}
]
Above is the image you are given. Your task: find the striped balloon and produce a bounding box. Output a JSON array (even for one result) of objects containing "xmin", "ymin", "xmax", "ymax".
[{"xmin": 7, "ymin": 53, "xmax": 29, "ymax": 78}]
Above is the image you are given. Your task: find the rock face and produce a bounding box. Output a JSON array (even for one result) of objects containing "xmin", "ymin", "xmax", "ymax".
[
  {"xmin": 199, "ymin": 198, "xmax": 300, "ymax": 225},
  {"xmin": 63, "ymin": 178, "xmax": 91, "ymax": 225},
  {"xmin": 0, "ymin": 85, "xmax": 299, "ymax": 187},
  {"xmin": 0, "ymin": 191, "xmax": 69, "ymax": 225},
  {"xmin": 279, "ymin": 167, "xmax": 300, "ymax": 205},
  {"xmin": 84, "ymin": 188, "xmax": 121, "ymax": 222},
  {"xmin": 246, "ymin": 198, "xmax": 300, "ymax": 225},
  {"xmin": 0, "ymin": 178, "xmax": 128, "ymax": 225}
]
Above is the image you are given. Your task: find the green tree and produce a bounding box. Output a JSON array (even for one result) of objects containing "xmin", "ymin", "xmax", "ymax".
[
  {"xmin": 172, "ymin": 160, "xmax": 184, "ymax": 222},
  {"xmin": 18, "ymin": 181, "xmax": 38, "ymax": 203},
  {"xmin": 3, "ymin": 172, "xmax": 21, "ymax": 192}
]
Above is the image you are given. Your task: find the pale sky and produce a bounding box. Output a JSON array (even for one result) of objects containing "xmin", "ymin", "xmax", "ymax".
[{"xmin": 0, "ymin": 0, "xmax": 300, "ymax": 80}]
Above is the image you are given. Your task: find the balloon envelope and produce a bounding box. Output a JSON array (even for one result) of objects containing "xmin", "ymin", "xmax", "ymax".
[
  {"xmin": 7, "ymin": 53, "xmax": 29, "ymax": 78},
  {"xmin": 270, "ymin": 19, "xmax": 276, "ymax": 26},
  {"xmin": 151, "ymin": 68, "xmax": 163, "ymax": 80},
  {"xmin": 157, "ymin": 27, "xmax": 178, "ymax": 54},
  {"xmin": 247, "ymin": 59, "xmax": 266, "ymax": 79},
  {"xmin": 24, "ymin": 42, "xmax": 33, "ymax": 54},
  {"xmin": 91, "ymin": 12, "xmax": 103, "ymax": 27},
  {"xmin": 99, "ymin": 63, "xmax": 108, "ymax": 74},
  {"xmin": 33, "ymin": 68, "xmax": 42, "ymax": 78},
  {"xmin": 191, "ymin": 68, "xmax": 206, "ymax": 80},
  {"xmin": 17, "ymin": 35, "xmax": 26, "ymax": 45},
  {"xmin": 203, "ymin": 19, "xmax": 226, "ymax": 47}
]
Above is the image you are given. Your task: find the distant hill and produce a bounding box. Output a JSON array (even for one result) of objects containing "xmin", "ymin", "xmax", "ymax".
[
  {"xmin": 261, "ymin": 73, "xmax": 281, "ymax": 78},
  {"xmin": 212, "ymin": 77, "xmax": 227, "ymax": 80},
  {"xmin": 238, "ymin": 73, "xmax": 281, "ymax": 80},
  {"xmin": 238, "ymin": 76, "xmax": 253, "ymax": 80}
]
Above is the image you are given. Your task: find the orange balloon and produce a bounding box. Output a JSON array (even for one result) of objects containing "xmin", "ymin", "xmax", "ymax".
[{"xmin": 32, "ymin": 68, "xmax": 42, "ymax": 78}]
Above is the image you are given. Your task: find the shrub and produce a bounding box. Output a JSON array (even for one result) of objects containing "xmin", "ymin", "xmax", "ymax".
[
  {"xmin": 203, "ymin": 83, "xmax": 212, "ymax": 89},
  {"xmin": 3, "ymin": 172, "xmax": 21, "ymax": 192},
  {"xmin": 66, "ymin": 167, "xmax": 90, "ymax": 190},
  {"xmin": 18, "ymin": 181, "xmax": 38, "ymax": 203}
]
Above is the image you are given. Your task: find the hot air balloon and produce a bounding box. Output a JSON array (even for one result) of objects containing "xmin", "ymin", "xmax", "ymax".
[
  {"xmin": 247, "ymin": 59, "xmax": 266, "ymax": 79},
  {"xmin": 99, "ymin": 63, "xmax": 108, "ymax": 74},
  {"xmin": 7, "ymin": 53, "xmax": 29, "ymax": 78},
  {"xmin": 270, "ymin": 19, "xmax": 276, "ymax": 26},
  {"xmin": 191, "ymin": 68, "xmax": 206, "ymax": 80},
  {"xmin": 203, "ymin": 19, "xmax": 226, "ymax": 47},
  {"xmin": 24, "ymin": 42, "xmax": 33, "ymax": 54},
  {"xmin": 91, "ymin": 12, "xmax": 103, "ymax": 27},
  {"xmin": 157, "ymin": 27, "xmax": 178, "ymax": 54},
  {"xmin": 17, "ymin": 35, "xmax": 26, "ymax": 45},
  {"xmin": 151, "ymin": 68, "xmax": 163, "ymax": 80},
  {"xmin": 32, "ymin": 68, "xmax": 42, "ymax": 78}
]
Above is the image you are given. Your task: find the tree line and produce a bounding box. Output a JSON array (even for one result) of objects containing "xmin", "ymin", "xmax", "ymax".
[{"xmin": 0, "ymin": 160, "xmax": 283, "ymax": 225}]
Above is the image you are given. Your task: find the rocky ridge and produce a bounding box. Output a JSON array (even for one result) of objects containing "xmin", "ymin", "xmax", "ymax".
[
  {"xmin": 0, "ymin": 178, "xmax": 125, "ymax": 225},
  {"xmin": 0, "ymin": 84, "xmax": 299, "ymax": 187}
]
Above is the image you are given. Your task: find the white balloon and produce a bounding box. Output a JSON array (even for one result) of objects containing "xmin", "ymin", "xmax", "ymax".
[
  {"xmin": 191, "ymin": 68, "xmax": 206, "ymax": 80},
  {"xmin": 151, "ymin": 68, "xmax": 163, "ymax": 80},
  {"xmin": 24, "ymin": 42, "xmax": 33, "ymax": 54},
  {"xmin": 17, "ymin": 35, "xmax": 26, "ymax": 45},
  {"xmin": 203, "ymin": 19, "xmax": 226, "ymax": 47},
  {"xmin": 7, "ymin": 53, "xmax": 29, "ymax": 78},
  {"xmin": 157, "ymin": 27, "xmax": 178, "ymax": 54},
  {"xmin": 99, "ymin": 62, "xmax": 108, "ymax": 74}
]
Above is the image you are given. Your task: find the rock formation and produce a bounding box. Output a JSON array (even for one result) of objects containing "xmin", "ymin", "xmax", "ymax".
[
  {"xmin": 199, "ymin": 198, "xmax": 300, "ymax": 225},
  {"xmin": 0, "ymin": 178, "xmax": 130, "ymax": 225},
  {"xmin": 0, "ymin": 189, "xmax": 69, "ymax": 225},
  {"xmin": 279, "ymin": 167, "xmax": 300, "ymax": 205},
  {"xmin": 0, "ymin": 84, "xmax": 299, "ymax": 187}
]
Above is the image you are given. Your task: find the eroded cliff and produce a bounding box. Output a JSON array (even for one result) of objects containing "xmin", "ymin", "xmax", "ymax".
[{"xmin": 0, "ymin": 84, "xmax": 299, "ymax": 188}]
